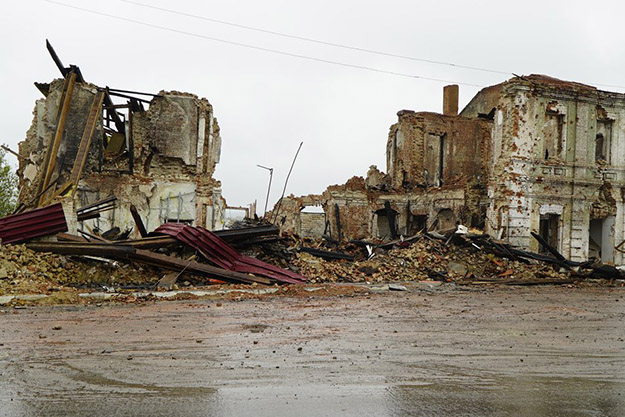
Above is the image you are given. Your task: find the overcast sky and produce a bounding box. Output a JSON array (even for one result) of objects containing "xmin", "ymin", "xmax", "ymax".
[{"xmin": 2, "ymin": 0, "xmax": 624, "ymax": 212}]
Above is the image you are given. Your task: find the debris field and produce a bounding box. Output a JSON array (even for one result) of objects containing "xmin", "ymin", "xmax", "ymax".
[
  {"xmin": 1, "ymin": 42, "xmax": 624, "ymax": 303},
  {"xmin": 1, "ymin": 201, "xmax": 623, "ymax": 300}
]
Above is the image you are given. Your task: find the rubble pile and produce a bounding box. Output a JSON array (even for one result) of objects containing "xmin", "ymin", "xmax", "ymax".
[
  {"xmin": 0, "ymin": 244, "xmax": 74, "ymax": 295},
  {"xmin": 262, "ymin": 233, "xmax": 572, "ymax": 284},
  {"xmin": 0, "ymin": 218, "xmax": 622, "ymax": 299},
  {"xmin": 0, "ymin": 201, "xmax": 308, "ymax": 296},
  {"xmin": 0, "ymin": 244, "xmax": 161, "ymax": 295},
  {"xmin": 0, "ymin": 194, "xmax": 622, "ymax": 298}
]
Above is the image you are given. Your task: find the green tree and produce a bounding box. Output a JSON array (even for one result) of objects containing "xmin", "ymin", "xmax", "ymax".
[{"xmin": 0, "ymin": 146, "xmax": 18, "ymax": 217}]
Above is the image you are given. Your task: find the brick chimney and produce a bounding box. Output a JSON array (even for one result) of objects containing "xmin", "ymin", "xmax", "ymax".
[{"xmin": 443, "ymin": 84, "xmax": 459, "ymax": 116}]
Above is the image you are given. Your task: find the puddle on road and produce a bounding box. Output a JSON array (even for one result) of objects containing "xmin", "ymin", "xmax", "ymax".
[
  {"xmin": 387, "ymin": 376, "xmax": 625, "ymax": 417},
  {"xmin": 2, "ymin": 375, "xmax": 624, "ymax": 416}
]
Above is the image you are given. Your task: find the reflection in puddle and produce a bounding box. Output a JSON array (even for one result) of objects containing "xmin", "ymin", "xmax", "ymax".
[
  {"xmin": 387, "ymin": 376, "xmax": 625, "ymax": 417},
  {"xmin": 3, "ymin": 372, "xmax": 624, "ymax": 416}
]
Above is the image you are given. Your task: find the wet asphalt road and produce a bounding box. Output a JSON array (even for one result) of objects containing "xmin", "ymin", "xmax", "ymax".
[{"xmin": 1, "ymin": 285, "xmax": 625, "ymax": 416}]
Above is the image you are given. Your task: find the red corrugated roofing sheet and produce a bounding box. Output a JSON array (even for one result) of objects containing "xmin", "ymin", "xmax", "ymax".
[
  {"xmin": 0, "ymin": 203, "xmax": 68, "ymax": 244},
  {"xmin": 155, "ymin": 223, "xmax": 307, "ymax": 284}
]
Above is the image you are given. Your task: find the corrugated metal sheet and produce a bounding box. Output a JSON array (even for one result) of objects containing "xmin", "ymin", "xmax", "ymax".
[
  {"xmin": 155, "ymin": 223, "xmax": 307, "ymax": 284},
  {"xmin": 0, "ymin": 203, "xmax": 68, "ymax": 244}
]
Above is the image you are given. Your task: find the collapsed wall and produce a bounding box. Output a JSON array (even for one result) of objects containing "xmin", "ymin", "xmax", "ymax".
[
  {"xmin": 271, "ymin": 109, "xmax": 492, "ymax": 241},
  {"xmin": 17, "ymin": 76, "xmax": 226, "ymax": 237}
]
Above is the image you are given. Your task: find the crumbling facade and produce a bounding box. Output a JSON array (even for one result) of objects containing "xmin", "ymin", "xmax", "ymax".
[
  {"xmin": 272, "ymin": 110, "xmax": 491, "ymax": 241},
  {"xmin": 275, "ymin": 75, "xmax": 625, "ymax": 266},
  {"xmin": 462, "ymin": 75, "xmax": 625, "ymax": 264},
  {"xmin": 17, "ymin": 52, "xmax": 226, "ymax": 237}
]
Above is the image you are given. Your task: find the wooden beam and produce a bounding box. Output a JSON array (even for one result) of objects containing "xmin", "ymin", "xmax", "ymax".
[
  {"xmin": 530, "ymin": 231, "xmax": 568, "ymax": 264},
  {"xmin": 46, "ymin": 39, "xmax": 69, "ymax": 77},
  {"xmin": 0, "ymin": 145, "xmax": 27, "ymax": 162},
  {"xmin": 112, "ymin": 236, "xmax": 180, "ymax": 249},
  {"xmin": 38, "ymin": 72, "xmax": 77, "ymax": 206},
  {"xmin": 129, "ymin": 205, "xmax": 148, "ymax": 238},
  {"xmin": 102, "ymin": 90, "xmax": 126, "ymax": 133},
  {"xmin": 76, "ymin": 196, "xmax": 117, "ymax": 214},
  {"xmin": 127, "ymin": 108, "xmax": 134, "ymax": 174},
  {"xmin": 106, "ymin": 87, "xmax": 163, "ymax": 97},
  {"xmin": 39, "ymin": 180, "xmax": 73, "ymax": 207},
  {"xmin": 106, "ymin": 90, "xmax": 152, "ymax": 104},
  {"xmin": 103, "ymin": 104, "xmax": 130, "ymax": 110}
]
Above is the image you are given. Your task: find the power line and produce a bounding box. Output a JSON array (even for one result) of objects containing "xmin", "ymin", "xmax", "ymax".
[
  {"xmin": 118, "ymin": 1, "xmax": 625, "ymax": 91},
  {"xmin": 43, "ymin": 0, "xmax": 486, "ymax": 87},
  {"xmin": 120, "ymin": 0, "xmax": 511, "ymax": 76}
]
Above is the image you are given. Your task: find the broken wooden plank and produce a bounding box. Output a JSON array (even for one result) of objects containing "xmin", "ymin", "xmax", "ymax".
[
  {"xmin": 106, "ymin": 87, "xmax": 163, "ymax": 98},
  {"xmin": 37, "ymin": 72, "xmax": 77, "ymax": 206},
  {"xmin": 211, "ymin": 225, "xmax": 279, "ymax": 242},
  {"xmin": 102, "ymin": 90, "xmax": 126, "ymax": 133},
  {"xmin": 530, "ymin": 231, "xmax": 568, "ymax": 263},
  {"xmin": 77, "ymin": 196, "xmax": 117, "ymax": 214},
  {"xmin": 130, "ymin": 205, "xmax": 148, "ymax": 238},
  {"xmin": 40, "ymin": 180, "xmax": 73, "ymax": 207},
  {"xmin": 228, "ymin": 236, "xmax": 281, "ymax": 248},
  {"xmin": 131, "ymin": 249, "xmax": 272, "ymax": 285},
  {"xmin": 157, "ymin": 272, "xmax": 179, "ymax": 290},
  {"xmin": 0, "ymin": 145, "xmax": 28, "ymax": 162},
  {"xmin": 78, "ymin": 229, "xmax": 109, "ymax": 243},
  {"xmin": 57, "ymin": 233, "xmax": 88, "ymax": 242},
  {"xmin": 112, "ymin": 235, "xmax": 180, "ymax": 249},
  {"xmin": 107, "ymin": 90, "xmax": 152, "ymax": 104},
  {"xmin": 46, "ymin": 39, "xmax": 69, "ymax": 77}
]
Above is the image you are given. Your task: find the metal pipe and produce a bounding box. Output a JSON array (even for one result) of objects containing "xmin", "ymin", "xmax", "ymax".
[
  {"xmin": 257, "ymin": 164, "xmax": 273, "ymax": 217},
  {"xmin": 272, "ymin": 141, "xmax": 303, "ymax": 223}
]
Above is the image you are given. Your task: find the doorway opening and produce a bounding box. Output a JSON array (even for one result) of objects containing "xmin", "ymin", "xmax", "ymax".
[
  {"xmin": 589, "ymin": 217, "xmax": 615, "ymax": 263},
  {"xmin": 538, "ymin": 214, "xmax": 560, "ymax": 253}
]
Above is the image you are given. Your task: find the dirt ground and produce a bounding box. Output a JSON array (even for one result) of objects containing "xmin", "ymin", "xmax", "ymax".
[{"xmin": 1, "ymin": 284, "xmax": 625, "ymax": 416}]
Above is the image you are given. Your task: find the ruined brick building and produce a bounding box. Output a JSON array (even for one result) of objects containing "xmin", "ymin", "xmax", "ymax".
[
  {"xmin": 274, "ymin": 76, "xmax": 625, "ymax": 266},
  {"xmin": 15, "ymin": 43, "xmax": 226, "ymax": 235}
]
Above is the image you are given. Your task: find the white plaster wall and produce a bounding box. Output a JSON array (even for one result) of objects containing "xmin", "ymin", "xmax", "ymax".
[{"xmin": 79, "ymin": 182, "xmax": 197, "ymax": 237}]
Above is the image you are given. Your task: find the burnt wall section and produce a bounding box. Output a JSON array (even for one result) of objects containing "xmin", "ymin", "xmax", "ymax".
[{"xmin": 18, "ymin": 79, "xmax": 102, "ymax": 205}]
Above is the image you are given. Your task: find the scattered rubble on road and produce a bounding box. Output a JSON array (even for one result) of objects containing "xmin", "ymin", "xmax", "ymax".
[{"xmin": 2, "ymin": 200, "xmax": 623, "ymax": 303}]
